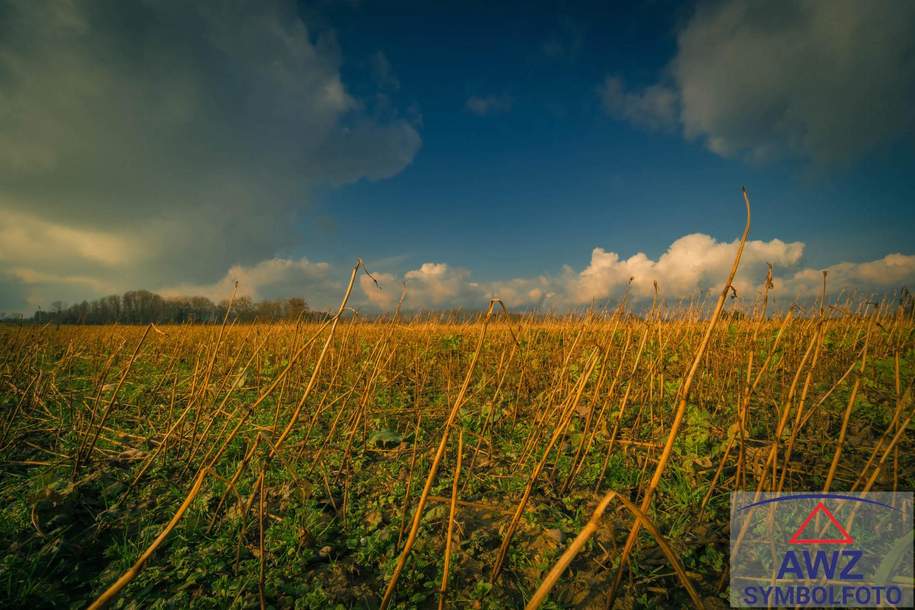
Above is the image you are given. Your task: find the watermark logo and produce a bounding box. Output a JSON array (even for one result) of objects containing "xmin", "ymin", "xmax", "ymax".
[
  {"xmin": 730, "ymin": 492, "xmax": 913, "ymax": 607},
  {"xmin": 788, "ymin": 501, "xmax": 854, "ymax": 544}
]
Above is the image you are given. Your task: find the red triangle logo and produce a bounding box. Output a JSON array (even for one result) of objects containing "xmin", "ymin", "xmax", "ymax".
[{"xmin": 788, "ymin": 502, "xmax": 854, "ymax": 544}]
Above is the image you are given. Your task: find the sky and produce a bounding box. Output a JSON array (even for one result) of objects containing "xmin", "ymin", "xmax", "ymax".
[{"xmin": 1, "ymin": 0, "xmax": 914, "ymax": 314}]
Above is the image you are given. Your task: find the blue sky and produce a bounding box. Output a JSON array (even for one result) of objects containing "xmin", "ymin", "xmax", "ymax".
[
  {"xmin": 301, "ymin": 1, "xmax": 914, "ymax": 278},
  {"xmin": 0, "ymin": 0, "xmax": 913, "ymax": 312}
]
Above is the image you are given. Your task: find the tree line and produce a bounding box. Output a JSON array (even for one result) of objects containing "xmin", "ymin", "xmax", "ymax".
[
  {"xmin": 4, "ymin": 287, "xmax": 910, "ymax": 324},
  {"xmin": 25, "ymin": 290, "xmax": 323, "ymax": 324}
]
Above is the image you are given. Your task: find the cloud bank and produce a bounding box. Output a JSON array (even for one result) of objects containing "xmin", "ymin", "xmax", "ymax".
[
  {"xmin": 8, "ymin": 221, "xmax": 909, "ymax": 314},
  {"xmin": 601, "ymin": 0, "xmax": 915, "ymax": 164},
  {"xmin": 347, "ymin": 234, "xmax": 915, "ymax": 312},
  {"xmin": 186, "ymin": 233, "xmax": 912, "ymax": 313}
]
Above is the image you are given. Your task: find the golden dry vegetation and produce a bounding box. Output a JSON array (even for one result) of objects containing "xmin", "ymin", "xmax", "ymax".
[{"xmin": 1, "ymin": 285, "xmax": 912, "ymax": 609}]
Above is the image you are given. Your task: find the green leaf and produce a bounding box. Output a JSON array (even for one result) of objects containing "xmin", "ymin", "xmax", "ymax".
[{"xmin": 368, "ymin": 428, "xmax": 403, "ymax": 448}]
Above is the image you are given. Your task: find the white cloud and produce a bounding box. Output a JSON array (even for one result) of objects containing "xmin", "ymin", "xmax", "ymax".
[
  {"xmin": 465, "ymin": 95, "xmax": 514, "ymax": 116},
  {"xmin": 361, "ymin": 263, "xmax": 495, "ymax": 310},
  {"xmin": 542, "ymin": 17, "xmax": 585, "ymax": 60},
  {"xmin": 403, "ymin": 263, "xmax": 487, "ymax": 307},
  {"xmin": 599, "ymin": 76, "xmax": 678, "ymax": 132},
  {"xmin": 356, "ymin": 235, "xmax": 913, "ymax": 311},
  {"xmin": 162, "ymin": 257, "xmax": 337, "ymax": 307},
  {"xmin": 778, "ymin": 253, "xmax": 915, "ymax": 302},
  {"xmin": 563, "ymin": 234, "xmax": 804, "ymax": 305},
  {"xmin": 360, "ymin": 271, "xmax": 400, "ymax": 310},
  {"xmin": 369, "ymin": 51, "xmax": 400, "ymax": 91},
  {"xmin": 31, "ymin": 232, "xmax": 898, "ymax": 314},
  {"xmin": 602, "ymin": 0, "xmax": 915, "ymax": 164}
]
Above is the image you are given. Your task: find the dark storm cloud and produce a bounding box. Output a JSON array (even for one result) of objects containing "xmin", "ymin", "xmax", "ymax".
[{"xmin": 0, "ymin": 0, "xmax": 420, "ymax": 308}]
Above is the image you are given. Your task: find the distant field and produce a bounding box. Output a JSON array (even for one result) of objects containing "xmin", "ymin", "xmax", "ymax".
[{"xmin": 1, "ymin": 309, "xmax": 912, "ymax": 608}]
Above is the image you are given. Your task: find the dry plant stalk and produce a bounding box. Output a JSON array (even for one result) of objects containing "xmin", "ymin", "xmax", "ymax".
[
  {"xmin": 700, "ymin": 303, "xmax": 792, "ymax": 511},
  {"xmin": 257, "ymin": 470, "xmax": 267, "ymax": 610},
  {"xmin": 87, "ymin": 467, "xmax": 208, "ymax": 610},
  {"xmin": 823, "ymin": 315, "xmax": 875, "ymax": 491},
  {"xmin": 491, "ymin": 348, "xmax": 599, "ymax": 579},
  {"xmin": 525, "ymin": 490, "xmax": 705, "ymax": 610},
  {"xmin": 397, "ymin": 412, "xmax": 424, "ymax": 549},
  {"xmin": 606, "ymin": 188, "xmax": 751, "ymax": 606},
  {"xmin": 379, "ymin": 299, "xmax": 499, "ymax": 610},
  {"xmin": 86, "ymin": 261, "xmax": 364, "ymax": 609},
  {"xmin": 438, "ymin": 427, "xmax": 463, "ymax": 610},
  {"xmin": 74, "ymin": 324, "xmax": 153, "ymax": 478}
]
